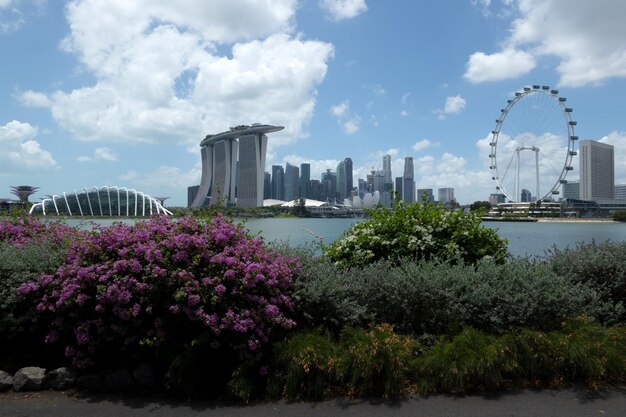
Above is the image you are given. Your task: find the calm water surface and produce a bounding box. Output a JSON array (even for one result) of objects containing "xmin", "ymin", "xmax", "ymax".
[
  {"xmin": 56, "ymin": 217, "xmax": 626, "ymax": 258},
  {"xmin": 242, "ymin": 218, "xmax": 626, "ymax": 258}
]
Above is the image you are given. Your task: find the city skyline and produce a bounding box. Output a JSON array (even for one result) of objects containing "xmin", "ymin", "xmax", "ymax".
[{"xmin": 3, "ymin": 1, "xmax": 626, "ymax": 206}]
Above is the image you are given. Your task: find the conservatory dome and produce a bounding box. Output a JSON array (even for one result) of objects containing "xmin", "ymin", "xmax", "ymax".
[{"xmin": 29, "ymin": 186, "xmax": 172, "ymax": 216}]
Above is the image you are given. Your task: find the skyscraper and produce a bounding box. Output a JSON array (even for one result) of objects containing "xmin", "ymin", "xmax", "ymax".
[
  {"xmin": 358, "ymin": 178, "xmax": 368, "ymax": 199},
  {"xmin": 395, "ymin": 177, "xmax": 403, "ymax": 200},
  {"xmin": 344, "ymin": 158, "xmax": 353, "ymax": 198},
  {"xmin": 438, "ymin": 188, "xmax": 455, "ymax": 205},
  {"xmin": 580, "ymin": 140, "xmax": 614, "ymax": 200},
  {"xmin": 263, "ymin": 172, "xmax": 271, "ymax": 199},
  {"xmin": 271, "ymin": 165, "xmax": 285, "ymax": 200},
  {"xmin": 372, "ymin": 170, "xmax": 386, "ymax": 193},
  {"xmin": 382, "ymin": 154, "xmax": 392, "ymax": 183},
  {"xmin": 403, "ymin": 157, "xmax": 415, "ymax": 203},
  {"xmin": 321, "ymin": 169, "xmax": 337, "ymax": 201},
  {"xmin": 300, "ymin": 163, "xmax": 311, "ymax": 199},
  {"xmin": 417, "ymin": 188, "xmax": 434, "ymax": 203},
  {"xmin": 521, "ymin": 189, "xmax": 532, "ymax": 202},
  {"xmin": 336, "ymin": 161, "xmax": 346, "ymax": 199},
  {"xmin": 562, "ymin": 180, "xmax": 580, "ymax": 200},
  {"xmin": 614, "ymin": 184, "xmax": 626, "ymax": 200},
  {"xmin": 284, "ymin": 162, "xmax": 300, "ymax": 201},
  {"xmin": 190, "ymin": 124, "xmax": 283, "ymax": 208},
  {"xmin": 489, "ymin": 193, "xmax": 506, "ymax": 205}
]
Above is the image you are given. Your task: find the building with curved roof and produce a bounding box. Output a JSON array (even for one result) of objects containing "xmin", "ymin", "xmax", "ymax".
[
  {"xmin": 29, "ymin": 186, "xmax": 172, "ymax": 216},
  {"xmin": 190, "ymin": 124, "xmax": 284, "ymax": 209}
]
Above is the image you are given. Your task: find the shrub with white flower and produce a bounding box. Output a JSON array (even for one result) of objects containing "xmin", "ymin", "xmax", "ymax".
[{"xmin": 325, "ymin": 200, "xmax": 508, "ymax": 268}]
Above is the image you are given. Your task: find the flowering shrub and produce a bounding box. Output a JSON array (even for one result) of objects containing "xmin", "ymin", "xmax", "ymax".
[
  {"xmin": 18, "ymin": 215, "xmax": 299, "ymax": 370},
  {"xmin": 324, "ymin": 201, "xmax": 508, "ymax": 268},
  {"xmin": 0, "ymin": 216, "xmax": 80, "ymax": 247}
]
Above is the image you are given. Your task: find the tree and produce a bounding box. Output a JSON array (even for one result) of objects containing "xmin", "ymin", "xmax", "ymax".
[
  {"xmin": 294, "ymin": 198, "xmax": 308, "ymax": 217},
  {"xmin": 470, "ymin": 201, "xmax": 492, "ymax": 212}
]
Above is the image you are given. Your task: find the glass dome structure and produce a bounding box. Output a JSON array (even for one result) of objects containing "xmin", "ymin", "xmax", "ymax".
[{"xmin": 29, "ymin": 186, "xmax": 173, "ymax": 216}]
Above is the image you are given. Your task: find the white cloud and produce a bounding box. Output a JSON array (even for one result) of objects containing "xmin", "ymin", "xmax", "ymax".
[
  {"xmin": 363, "ymin": 83, "xmax": 386, "ymax": 97},
  {"xmin": 0, "ymin": 0, "xmax": 25, "ymax": 33},
  {"xmin": 471, "ymin": 0, "xmax": 492, "ymax": 16},
  {"xmin": 599, "ymin": 131, "xmax": 626, "ymax": 184},
  {"xmin": 464, "ymin": 49, "xmax": 536, "ymax": 83},
  {"xmin": 343, "ymin": 118, "xmax": 360, "ymax": 134},
  {"xmin": 329, "ymin": 100, "xmax": 360, "ymax": 134},
  {"xmin": 319, "ymin": 0, "xmax": 368, "ymax": 21},
  {"xmin": 21, "ymin": 1, "xmax": 333, "ymax": 148},
  {"xmin": 412, "ymin": 139, "xmax": 431, "ymax": 152},
  {"xmin": 18, "ymin": 90, "xmax": 53, "ymax": 107},
  {"xmin": 465, "ymin": 0, "xmax": 626, "ymax": 86},
  {"xmin": 0, "ymin": 120, "xmax": 57, "ymax": 173},
  {"xmin": 119, "ymin": 164, "xmax": 201, "ymax": 191},
  {"xmin": 400, "ymin": 110, "xmax": 409, "ymax": 117},
  {"xmin": 370, "ymin": 148, "xmax": 399, "ymax": 160},
  {"xmin": 439, "ymin": 153, "xmax": 466, "ymax": 173},
  {"xmin": 94, "ymin": 147, "xmax": 117, "ymax": 161},
  {"xmin": 416, "ymin": 155, "xmax": 435, "ymax": 175},
  {"xmin": 443, "ymin": 95, "xmax": 467, "ymax": 114},
  {"xmin": 401, "ymin": 92, "xmax": 411, "ymax": 104},
  {"xmin": 330, "ymin": 101, "xmax": 349, "ymax": 118},
  {"xmin": 435, "ymin": 95, "xmax": 467, "ymax": 119},
  {"xmin": 77, "ymin": 147, "xmax": 118, "ymax": 162}
]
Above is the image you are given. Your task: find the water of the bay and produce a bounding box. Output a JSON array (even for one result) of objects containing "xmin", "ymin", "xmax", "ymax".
[
  {"xmin": 55, "ymin": 217, "xmax": 626, "ymax": 258},
  {"xmin": 240, "ymin": 217, "xmax": 626, "ymax": 258}
]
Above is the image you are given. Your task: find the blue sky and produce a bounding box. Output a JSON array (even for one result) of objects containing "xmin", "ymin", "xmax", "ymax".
[{"xmin": 2, "ymin": 0, "xmax": 626, "ymax": 205}]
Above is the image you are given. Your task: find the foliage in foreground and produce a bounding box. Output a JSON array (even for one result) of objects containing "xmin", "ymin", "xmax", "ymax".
[
  {"xmin": 0, "ymin": 240, "xmax": 69, "ymax": 341},
  {"xmin": 0, "ymin": 217, "xmax": 83, "ymax": 370},
  {"xmin": 260, "ymin": 318, "xmax": 626, "ymax": 400},
  {"xmin": 324, "ymin": 201, "xmax": 508, "ymax": 268},
  {"xmin": 546, "ymin": 241, "xmax": 626, "ymax": 323},
  {"xmin": 17, "ymin": 216, "xmax": 300, "ymax": 385},
  {"xmin": 270, "ymin": 324, "xmax": 415, "ymax": 400},
  {"xmin": 291, "ymin": 255, "xmax": 621, "ymax": 335}
]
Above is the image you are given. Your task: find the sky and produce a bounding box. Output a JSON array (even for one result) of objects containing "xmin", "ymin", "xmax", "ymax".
[{"xmin": 2, "ymin": 0, "xmax": 626, "ymax": 206}]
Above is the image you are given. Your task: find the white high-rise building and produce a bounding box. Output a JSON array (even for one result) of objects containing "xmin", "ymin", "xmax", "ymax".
[
  {"xmin": 580, "ymin": 140, "xmax": 614, "ymax": 200},
  {"xmin": 438, "ymin": 188, "xmax": 455, "ymax": 205}
]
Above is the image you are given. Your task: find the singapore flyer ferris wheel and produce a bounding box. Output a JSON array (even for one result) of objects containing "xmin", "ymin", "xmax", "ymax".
[{"xmin": 489, "ymin": 85, "xmax": 578, "ymax": 203}]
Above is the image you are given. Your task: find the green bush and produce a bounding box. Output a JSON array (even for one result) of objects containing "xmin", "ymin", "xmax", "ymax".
[
  {"xmin": 613, "ymin": 210, "xmax": 626, "ymax": 221},
  {"xmin": 292, "ymin": 255, "xmax": 618, "ymax": 335},
  {"xmin": 413, "ymin": 318, "xmax": 626, "ymax": 394},
  {"xmin": 271, "ymin": 325, "xmax": 414, "ymax": 399},
  {"xmin": 338, "ymin": 324, "xmax": 415, "ymax": 397},
  {"xmin": 324, "ymin": 201, "xmax": 508, "ymax": 268},
  {"xmin": 414, "ymin": 328, "xmax": 510, "ymax": 392},
  {"xmin": 0, "ymin": 240, "xmax": 70, "ymax": 371},
  {"xmin": 273, "ymin": 328, "xmax": 340, "ymax": 400},
  {"xmin": 271, "ymin": 319, "xmax": 626, "ymax": 398},
  {"xmin": 0, "ymin": 240, "xmax": 69, "ymax": 338},
  {"xmin": 546, "ymin": 241, "xmax": 626, "ymax": 324}
]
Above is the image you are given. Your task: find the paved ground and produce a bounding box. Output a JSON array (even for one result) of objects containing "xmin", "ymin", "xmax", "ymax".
[{"xmin": 1, "ymin": 387, "xmax": 625, "ymax": 417}]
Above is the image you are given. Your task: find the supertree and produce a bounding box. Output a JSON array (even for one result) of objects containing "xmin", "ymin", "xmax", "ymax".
[{"xmin": 10, "ymin": 185, "xmax": 39, "ymax": 203}]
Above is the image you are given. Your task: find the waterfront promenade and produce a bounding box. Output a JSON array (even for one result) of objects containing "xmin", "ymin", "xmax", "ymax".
[{"xmin": 1, "ymin": 387, "xmax": 625, "ymax": 417}]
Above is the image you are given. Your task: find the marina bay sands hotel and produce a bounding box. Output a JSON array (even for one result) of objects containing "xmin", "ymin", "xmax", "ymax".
[{"xmin": 188, "ymin": 124, "xmax": 284, "ymax": 208}]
